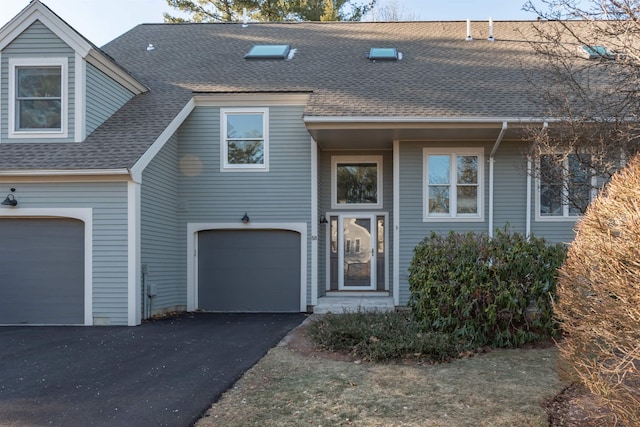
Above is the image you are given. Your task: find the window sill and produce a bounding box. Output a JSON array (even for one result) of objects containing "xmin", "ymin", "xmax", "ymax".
[
  {"xmin": 8, "ymin": 130, "xmax": 68, "ymax": 139},
  {"xmin": 423, "ymin": 216, "xmax": 484, "ymax": 223},
  {"xmin": 535, "ymin": 215, "xmax": 581, "ymax": 222}
]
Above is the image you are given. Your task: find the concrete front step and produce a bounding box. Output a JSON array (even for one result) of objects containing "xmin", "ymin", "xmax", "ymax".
[{"xmin": 313, "ymin": 295, "xmax": 395, "ymax": 314}]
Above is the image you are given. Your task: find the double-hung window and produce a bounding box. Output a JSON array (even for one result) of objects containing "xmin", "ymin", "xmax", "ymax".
[
  {"xmin": 538, "ymin": 153, "xmax": 594, "ymax": 219},
  {"xmin": 221, "ymin": 108, "xmax": 268, "ymax": 171},
  {"xmin": 423, "ymin": 148, "xmax": 483, "ymax": 220},
  {"xmin": 331, "ymin": 156, "xmax": 383, "ymax": 209},
  {"xmin": 9, "ymin": 57, "xmax": 67, "ymax": 138}
]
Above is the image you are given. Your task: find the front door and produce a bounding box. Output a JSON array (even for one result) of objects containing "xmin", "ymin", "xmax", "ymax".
[{"xmin": 338, "ymin": 215, "xmax": 376, "ymax": 290}]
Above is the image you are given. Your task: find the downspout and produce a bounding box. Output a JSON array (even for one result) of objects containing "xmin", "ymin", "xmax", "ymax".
[
  {"xmin": 488, "ymin": 122, "xmax": 508, "ymax": 238},
  {"xmin": 526, "ymin": 157, "xmax": 532, "ymax": 238}
]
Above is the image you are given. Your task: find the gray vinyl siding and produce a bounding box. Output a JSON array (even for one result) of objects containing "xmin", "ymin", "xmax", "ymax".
[
  {"xmin": 398, "ymin": 142, "xmax": 491, "ymax": 305},
  {"xmin": 176, "ymin": 104, "xmax": 312, "ymax": 306},
  {"xmin": 397, "ymin": 140, "xmax": 579, "ymax": 305},
  {"xmin": 317, "ymin": 149, "xmax": 394, "ymax": 295},
  {"xmin": 141, "ymin": 133, "xmax": 183, "ymax": 315},
  {"xmin": 492, "ymin": 141, "xmax": 529, "ymax": 235},
  {"xmin": 85, "ymin": 63, "xmax": 133, "ymax": 136},
  {"xmin": 0, "ymin": 181, "xmax": 130, "ymax": 325},
  {"xmin": 1, "ymin": 20, "xmax": 75, "ymax": 142}
]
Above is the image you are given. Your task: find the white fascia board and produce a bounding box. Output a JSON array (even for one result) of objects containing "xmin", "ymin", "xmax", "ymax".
[
  {"xmin": 85, "ymin": 50, "xmax": 148, "ymax": 95},
  {"xmin": 0, "ymin": 169, "xmax": 130, "ymax": 177},
  {"xmin": 130, "ymin": 98, "xmax": 196, "ymax": 183},
  {"xmin": 194, "ymin": 93, "xmax": 311, "ymax": 106},
  {"xmin": 0, "ymin": 1, "xmax": 147, "ymax": 96},
  {"xmin": 0, "ymin": 1, "xmax": 91, "ymax": 55},
  {"xmin": 303, "ymin": 116, "xmax": 554, "ymax": 127}
]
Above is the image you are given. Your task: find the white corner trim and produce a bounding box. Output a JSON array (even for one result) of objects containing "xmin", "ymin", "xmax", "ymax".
[
  {"xmin": 74, "ymin": 53, "xmax": 86, "ymax": 142},
  {"xmin": 130, "ymin": 98, "xmax": 195, "ymax": 183},
  {"xmin": 310, "ymin": 137, "xmax": 319, "ymax": 306},
  {"xmin": 186, "ymin": 222, "xmax": 308, "ymax": 312},
  {"xmin": 127, "ymin": 181, "xmax": 141, "ymax": 326},
  {"xmin": 0, "ymin": 52, "xmax": 2, "ymax": 143},
  {"xmin": 0, "ymin": 207, "xmax": 94, "ymax": 325},
  {"xmin": 392, "ymin": 140, "xmax": 400, "ymax": 306}
]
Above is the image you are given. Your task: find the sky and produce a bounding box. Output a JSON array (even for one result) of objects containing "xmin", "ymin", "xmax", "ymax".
[{"xmin": 0, "ymin": 0, "xmax": 541, "ymax": 47}]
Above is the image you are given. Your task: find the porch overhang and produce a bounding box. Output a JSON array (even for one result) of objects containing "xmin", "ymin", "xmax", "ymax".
[{"xmin": 303, "ymin": 116, "xmax": 546, "ymax": 149}]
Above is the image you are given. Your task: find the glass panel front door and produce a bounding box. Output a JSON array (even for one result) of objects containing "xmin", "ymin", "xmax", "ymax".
[{"xmin": 339, "ymin": 215, "xmax": 375, "ymax": 290}]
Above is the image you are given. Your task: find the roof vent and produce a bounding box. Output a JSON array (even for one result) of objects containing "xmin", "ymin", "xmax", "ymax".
[
  {"xmin": 488, "ymin": 18, "xmax": 494, "ymax": 41},
  {"xmin": 466, "ymin": 19, "xmax": 473, "ymax": 41},
  {"xmin": 242, "ymin": 8, "xmax": 248, "ymax": 28}
]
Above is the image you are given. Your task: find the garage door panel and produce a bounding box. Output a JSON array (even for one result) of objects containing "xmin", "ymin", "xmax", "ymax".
[
  {"xmin": 0, "ymin": 219, "xmax": 84, "ymax": 324},
  {"xmin": 198, "ymin": 229, "xmax": 301, "ymax": 312}
]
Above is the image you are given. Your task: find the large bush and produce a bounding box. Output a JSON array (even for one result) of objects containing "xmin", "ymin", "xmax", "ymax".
[
  {"xmin": 408, "ymin": 229, "xmax": 566, "ymax": 348},
  {"xmin": 556, "ymin": 155, "xmax": 640, "ymax": 425}
]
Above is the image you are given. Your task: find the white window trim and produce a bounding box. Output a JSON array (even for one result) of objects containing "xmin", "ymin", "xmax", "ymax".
[
  {"xmin": 423, "ymin": 147, "xmax": 484, "ymax": 222},
  {"xmin": 331, "ymin": 155, "xmax": 383, "ymax": 210},
  {"xmin": 8, "ymin": 57, "xmax": 68, "ymax": 139},
  {"xmin": 534, "ymin": 155, "xmax": 598, "ymax": 222},
  {"xmin": 220, "ymin": 107, "xmax": 269, "ymax": 172}
]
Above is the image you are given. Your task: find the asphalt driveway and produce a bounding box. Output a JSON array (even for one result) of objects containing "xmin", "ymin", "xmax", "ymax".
[{"xmin": 0, "ymin": 312, "xmax": 306, "ymax": 427}]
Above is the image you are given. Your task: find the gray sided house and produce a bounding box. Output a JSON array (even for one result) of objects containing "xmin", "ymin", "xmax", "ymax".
[{"xmin": 0, "ymin": 1, "xmax": 583, "ymax": 325}]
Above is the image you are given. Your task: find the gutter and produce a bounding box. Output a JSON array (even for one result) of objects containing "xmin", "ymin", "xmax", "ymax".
[
  {"xmin": 488, "ymin": 122, "xmax": 508, "ymax": 238},
  {"xmin": 303, "ymin": 116, "xmax": 553, "ymax": 124},
  {"xmin": 0, "ymin": 168, "xmax": 130, "ymax": 177}
]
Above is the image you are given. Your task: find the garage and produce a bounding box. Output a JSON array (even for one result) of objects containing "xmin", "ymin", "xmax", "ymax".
[
  {"xmin": 198, "ymin": 229, "xmax": 301, "ymax": 312},
  {"xmin": 0, "ymin": 218, "xmax": 84, "ymax": 325}
]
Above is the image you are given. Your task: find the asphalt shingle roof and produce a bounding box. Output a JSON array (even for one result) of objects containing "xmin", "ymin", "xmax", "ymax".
[{"xmin": 0, "ymin": 20, "xmax": 554, "ymax": 171}]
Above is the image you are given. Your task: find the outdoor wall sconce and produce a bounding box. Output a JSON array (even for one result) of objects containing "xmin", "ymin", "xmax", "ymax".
[
  {"xmin": 1, "ymin": 188, "xmax": 17, "ymax": 207},
  {"xmin": 319, "ymin": 215, "xmax": 328, "ymax": 224},
  {"xmin": 241, "ymin": 212, "xmax": 250, "ymax": 223}
]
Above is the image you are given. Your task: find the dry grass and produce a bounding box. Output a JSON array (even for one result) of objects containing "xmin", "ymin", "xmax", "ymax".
[{"xmin": 195, "ymin": 329, "xmax": 563, "ymax": 427}]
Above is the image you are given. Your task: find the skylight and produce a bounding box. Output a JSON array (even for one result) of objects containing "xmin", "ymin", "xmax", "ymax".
[
  {"xmin": 579, "ymin": 45, "xmax": 616, "ymax": 60},
  {"xmin": 245, "ymin": 44, "xmax": 291, "ymax": 60},
  {"xmin": 368, "ymin": 47, "xmax": 399, "ymax": 61}
]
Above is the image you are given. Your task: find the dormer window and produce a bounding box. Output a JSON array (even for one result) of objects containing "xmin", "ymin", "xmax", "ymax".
[{"xmin": 8, "ymin": 57, "xmax": 67, "ymax": 139}]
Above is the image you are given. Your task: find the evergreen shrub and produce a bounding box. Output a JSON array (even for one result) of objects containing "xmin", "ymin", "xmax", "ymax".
[{"xmin": 408, "ymin": 229, "xmax": 566, "ymax": 348}]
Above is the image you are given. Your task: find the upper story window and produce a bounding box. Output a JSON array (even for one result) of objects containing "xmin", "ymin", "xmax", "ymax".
[
  {"xmin": 8, "ymin": 57, "xmax": 67, "ymax": 139},
  {"xmin": 220, "ymin": 108, "xmax": 269, "ymax": 171},
  {"xmin": 537, "ymin": 153, "xmax": 595, "ymax": 219},
  {"xmin": 423, "ymin": 148, "xmax": 483, "ymax": 221},
  {"xmin": 331, "ymin": 156, "xmax": 383, "ymax": 209}
]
